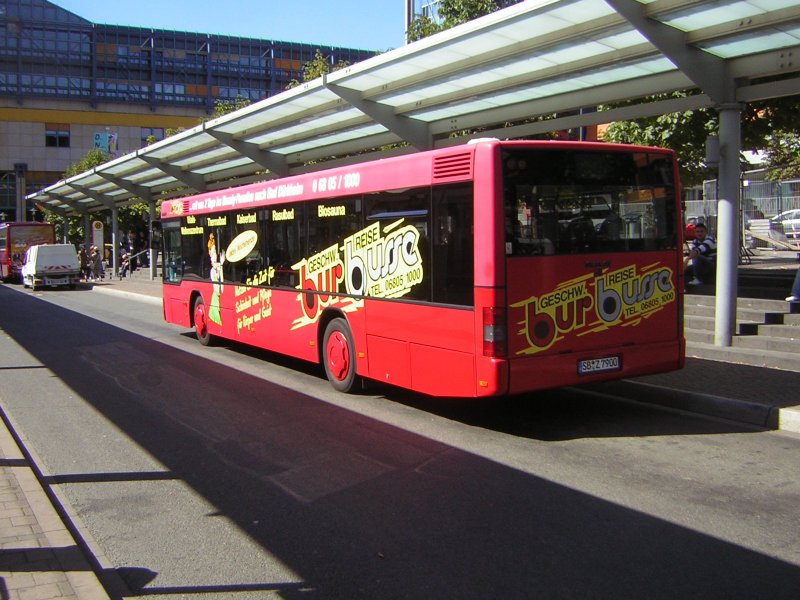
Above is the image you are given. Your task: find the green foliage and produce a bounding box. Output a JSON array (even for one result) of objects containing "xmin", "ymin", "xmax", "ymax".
[
  {"xmin": 406, "ymin": 14, "xmax": 442, "ymax": 42},
  {"xmin": 602, "ymin": 95, "xmax": 716, "ymax": 186},
  {"xmin": 209, "ymin": 95, "xmax": 252, "ymax": 119},
  {"xmin": 438, "ymin": 0, "xmax": 498, "ymax": 28},
  {"xmin": 47, "ymin": 149, "xmax": 111, "ymax": 241},
  {"xmin": 46, "ymin": 148, "xmax": 153, "ymax": 245},
  {"xmin": 744, "ymin": 96, "xmax": 800, "ymax": 180},
  {"xmin": 286, "ymin": 49, "xmax": 350, "ymax": 89},
  {"xmin": 603, "ymin": 92, "xmax": 800, "ymax": 185},
  {"xmin": 763, "ymin": 131, "xmax": 800, "ymax": 180},
  {"xmin": 406, "ymin": 0, "xmax": 497, "ymax": 42},
  {"xmin": 63, "ymin": 148, "xmax": 110, "ymax": 179}
]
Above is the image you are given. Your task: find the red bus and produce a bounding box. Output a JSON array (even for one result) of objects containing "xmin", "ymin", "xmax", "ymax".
[
  {"xmin": 0, "ymin": 222, "xmax": 55, "ymax": 282},
  {"xmin": 161, "ymin": 140, "xmax": 684, "ymax": 397}
]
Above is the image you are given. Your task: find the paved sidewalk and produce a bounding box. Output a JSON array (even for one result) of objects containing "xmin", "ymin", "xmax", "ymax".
[{"xmin": 0, "ymin": 415, "xmax": 108, "ymax": 599}]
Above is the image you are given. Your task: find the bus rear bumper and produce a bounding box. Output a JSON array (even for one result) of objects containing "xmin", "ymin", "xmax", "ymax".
[{"xmin": 506, "ymin": 340, "xmax": 684, "ymax": 395}]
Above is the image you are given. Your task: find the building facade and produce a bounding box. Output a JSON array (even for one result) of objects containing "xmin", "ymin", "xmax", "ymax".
[{"xmin": 0, "ymin": 0, "xmax": 376, "ymax": 221}]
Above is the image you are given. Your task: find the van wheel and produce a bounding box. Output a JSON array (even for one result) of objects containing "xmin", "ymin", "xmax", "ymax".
[
  {"xmin": 322, "ymin": 318, "xmax": 359, "ymax": 393},
  {"xmin": 193, "ymin": 296, "xmax": 213, "ymax": 346}
]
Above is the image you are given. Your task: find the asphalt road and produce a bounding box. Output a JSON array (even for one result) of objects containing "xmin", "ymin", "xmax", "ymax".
[{"xmin": 0, "ymin": 283, "xmax": 798, "ymax": 599}]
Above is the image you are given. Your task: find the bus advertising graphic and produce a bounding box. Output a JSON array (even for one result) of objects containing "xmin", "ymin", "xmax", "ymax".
[
  {"xmin": 291, "ymin": 218, "xmax": 423, "ymax": 330},
  {"xmin": 512, "ymin": 261, "xmax": 676, "ymax": 355},
  {"xmin": 343, "ymin": 220, "xmax": 423, "ymax": 299}
]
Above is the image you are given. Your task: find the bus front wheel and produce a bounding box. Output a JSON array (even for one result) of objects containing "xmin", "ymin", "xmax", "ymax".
[
  {"xmin": 193, "ymin": 297, "xmax": 213, "ymax": 346},
  {"xmin": 323, "ymin": 318, "xmax": 359, "ymax": 393}
]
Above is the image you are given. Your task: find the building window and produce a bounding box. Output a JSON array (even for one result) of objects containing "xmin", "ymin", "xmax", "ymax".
[{"xmin": 45, "ymin": 123, "xmax": 70, "ymax": 148}]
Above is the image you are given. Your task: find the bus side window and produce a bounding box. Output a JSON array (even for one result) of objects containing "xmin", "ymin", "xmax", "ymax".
[
  {"xmin": 432, "ymin": 183, "xmax": 473, "ymax": 306},
  {"xmin": 365, "ymin": 188, "xmax": 430, "ymax": 302},
  {"xmin": 162, "ymin": 221, "xmax": 182, "ymax": 282},
  {"xmin": 268, "ymin": 203, "xmax": 303, "ymax": 288},
  {"xmin": 180, "ymin": 218, "xmax": 207, "ymax": 280}
]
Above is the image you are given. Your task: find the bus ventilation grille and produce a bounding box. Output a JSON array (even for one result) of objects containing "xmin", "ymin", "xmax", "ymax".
[{"xmin": 433, "ymin": 152, "xmax": 473, "ymax": 181}]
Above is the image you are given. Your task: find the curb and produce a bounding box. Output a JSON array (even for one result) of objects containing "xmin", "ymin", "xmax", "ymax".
[
  {"xmin": 90, "ymin": 285, "xmax": 162, "ymax": 306},
  {"xmin": 581, "ymin": 380, "xmax": 800, "ymax": 433}
]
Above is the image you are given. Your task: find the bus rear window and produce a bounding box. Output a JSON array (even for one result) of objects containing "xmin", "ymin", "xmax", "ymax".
[{"xmin": 503, "ymin": 149, "xmax": 677, "ymax": 256}]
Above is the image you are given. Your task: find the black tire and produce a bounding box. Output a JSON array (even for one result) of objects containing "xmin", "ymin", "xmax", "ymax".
[
  {"xmin": 322, "ymin": 318, "xmax": 359, "ymax": 393},
  {"xmin": 193, "ymin": 296, "xmax": 213, "ymax": 346}
]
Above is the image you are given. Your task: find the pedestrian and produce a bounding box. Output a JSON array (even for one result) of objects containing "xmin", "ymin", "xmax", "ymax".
[
  {"xmin": 78, "ymin": 245, "xmax": 91, "ymax": 281},
  {"xmin": 119, "ymin": 251, "xmax": 130, "ymax": 279},
  {"xmin": 127, "ymin": 230, "xmax": 138, "ymax": 272},
  {"xmin": 90, "ymin": 245, "xmax": 104, "ymax": 281},
  {"xmin": 786, "ymin": 267, "xmax": 800, "ymax": 302},
  {"xmin": 684, "ymin": 222, "xmax": 716, "ymax": 286}
]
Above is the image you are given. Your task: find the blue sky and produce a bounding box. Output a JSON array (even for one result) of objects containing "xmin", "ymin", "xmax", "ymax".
[{"xmin": 55, "ymin": 0, "xmax": 406, "ymax": 51}]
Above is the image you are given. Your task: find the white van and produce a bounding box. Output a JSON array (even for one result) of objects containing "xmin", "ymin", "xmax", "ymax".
[{"xmin": 21, "ymin": 244, "xmax": 81, "ymax": 290}]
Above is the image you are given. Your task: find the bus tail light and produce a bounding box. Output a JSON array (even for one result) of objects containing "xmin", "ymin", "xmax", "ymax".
[{"xmin": 483, "ymin": 307, "xmax": 507, "ymax": 358}]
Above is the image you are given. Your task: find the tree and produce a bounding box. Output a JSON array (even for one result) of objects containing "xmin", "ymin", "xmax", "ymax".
[
  {"xmin": 208, "ymin": 95, "xmax": 252, "ymax": 119},
  {"xmin": 286, "ymin": 49, "xmax": 350, "ymax": 89},
  {"xmin": 48, "ymin": 148, "xmax": 151, "ymax": 245},
  {"xmin": 406, "ymin": 14, "xmax": 442, "ymax": 43},
  {"xmin": 763, "ymin": 131, "xmax": 800, "ymax": 180},
  {"xmin": 745, "ymin": 95, "xmax": 800, "ymax": 180},
  {"xmin": 46, "ymin": 149, "xmax": 112, "ymax": 242},
  {"xmin": 601, "ymin": 94, "xmax": 717, "ymax": 186},
  {"xmin": 602, "ymin": 92, "xmax": 800, "ymax": 185},
  {"xmin": 438, "ymin": 0, "xmax": 498, "ymax": 28},
  {"xmin": 63, "ymin": 148, "xmax": 110, "ymax": 179},
  {"xmin": 406, "ymin": 0, "xmax": 498, "ymax": 43}
]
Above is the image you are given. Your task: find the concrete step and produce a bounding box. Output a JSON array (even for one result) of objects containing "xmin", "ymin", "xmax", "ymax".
[
  {"xmin": 684, "ymin": 295, "xmax": 800, "ymax": 369},
  {"xmin": 686, "ymin": 304, "xmax": 786, "ymax": 322},
  {"xmin": 685, "ymin": 295, "xmax": 788, "ymax": 313},
  {"xmin": 738, "ymin": 322, "xmax": 800, "ymax": 339},
  {"xmin": 684, "ymin": 315, "xmax": 765, "ymax": 332},
  {"xmin": 685, "ymin": 315, "xmax": 715, "ymax": 331},
  {"xmin": 685, "ymin": 328, "xmax": 713, "ymax": 344},
  {"xmin": 686, "ymin": 341, "xmax": 800, "ymax": 371},
  {"xmin": 125, "ymin": 266, "xmax": 161, "ymax": 281},
  {"xmin": 732, "ymin": 334, "xmax": 800, "ymax": 352}
]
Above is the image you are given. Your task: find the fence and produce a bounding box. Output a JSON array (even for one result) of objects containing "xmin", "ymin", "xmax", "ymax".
[{"xmin": 684, "ymin": 176, "xmax": 800, "ymax": 249}]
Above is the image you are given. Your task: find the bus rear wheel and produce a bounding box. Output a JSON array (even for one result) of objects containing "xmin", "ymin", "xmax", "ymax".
[
  {"xmin": 193, "ymin": 296, "xmax": 213, "ymax": 346},
  {"xmin": 323, "ymin": 318, "xmax": 359, "ymax": 393}
]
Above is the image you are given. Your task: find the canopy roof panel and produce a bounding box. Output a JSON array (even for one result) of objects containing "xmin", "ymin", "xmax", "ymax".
[{"xmin": 29, "ymin": 0, "xmax": 800, "ymax": 217}]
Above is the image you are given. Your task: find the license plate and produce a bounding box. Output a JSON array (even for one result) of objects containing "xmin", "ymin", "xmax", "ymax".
[{"xmin": 578, "ymin": 355, "xmax": 621, "ymax": 375}]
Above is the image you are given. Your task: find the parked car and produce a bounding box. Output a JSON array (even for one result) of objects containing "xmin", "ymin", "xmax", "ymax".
[{"xmin": 769, "ymin": 209, "xmax": 800, "ymax": 246}]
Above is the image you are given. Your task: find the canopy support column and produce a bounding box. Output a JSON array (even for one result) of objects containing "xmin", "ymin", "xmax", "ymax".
[
  {"xmin": 148, "ymin": 200, "xmax": 157, "ymax": 281},
  {"xmin": 714, "ymin": 103, "xmax": 742, "ymax": 347},
  {"xmin": 111, "ymin": 206, "xmax": 119, "ymax": 277}
]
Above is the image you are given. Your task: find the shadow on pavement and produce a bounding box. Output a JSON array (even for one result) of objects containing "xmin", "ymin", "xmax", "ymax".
[{"xmin": 0, "ymin": 285, "xmax": 797, "ymax": 599}]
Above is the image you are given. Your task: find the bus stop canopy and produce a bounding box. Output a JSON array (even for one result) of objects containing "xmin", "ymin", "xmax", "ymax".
[{"xmin": 27, "ymin": 0, "xmax": 800, "ymax": 218}]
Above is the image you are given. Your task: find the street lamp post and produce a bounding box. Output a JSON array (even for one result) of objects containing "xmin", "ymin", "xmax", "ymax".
[{"xmin": 14, "ymin": 163, "xmax": 27, "ymax": 222}]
